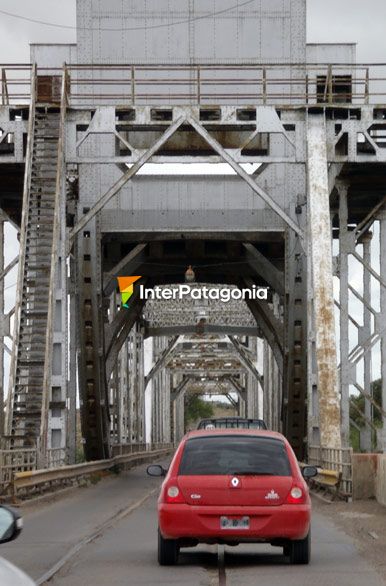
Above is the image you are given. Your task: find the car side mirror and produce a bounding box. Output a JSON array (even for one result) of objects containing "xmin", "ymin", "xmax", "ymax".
[
  {"xmin": 302, "ymin": 465, "xmax": 318, "ymax": 479},
  {"xmin": 147, "ymin": 464, "xmax": 167, "ymax": 477},
  {"xmin": 0, "ymin": 505, "xmax": 23, "ymax": 544}
]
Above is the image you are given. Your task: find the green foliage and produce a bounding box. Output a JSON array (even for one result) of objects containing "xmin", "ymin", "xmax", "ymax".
[
  {"xmin": 349, "ymin": 378, "xmax": 382, "ymax": 428},
  {"xmin": 75, "ymin": 446, "xmax": 86, "ymax": 463},
  {"xmin": 349, "ymin": 379, "xmax": 382, "ymax": 452},
  {"xmin": 349, "ymin": 425, "xmax": 360, "ymax": 453},
  {"xmin": 184, "ymin": 394, "xmax": 214, "ymax": 428}
]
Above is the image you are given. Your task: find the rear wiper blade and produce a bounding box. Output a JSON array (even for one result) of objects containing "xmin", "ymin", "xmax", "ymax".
[{"xmin": 230, "ymin": 471, "xmax": 275, "ymax": 476}]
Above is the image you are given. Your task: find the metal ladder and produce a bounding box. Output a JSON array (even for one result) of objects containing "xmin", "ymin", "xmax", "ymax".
[{"xmin": 9, "ymin": 106, "xmax": 60, "ymax": 446}]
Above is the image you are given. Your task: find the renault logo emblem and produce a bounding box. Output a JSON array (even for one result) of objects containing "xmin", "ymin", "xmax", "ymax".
[{"xmin": 231, "ymin": 477, "xmax": 239, "ymax": 487}]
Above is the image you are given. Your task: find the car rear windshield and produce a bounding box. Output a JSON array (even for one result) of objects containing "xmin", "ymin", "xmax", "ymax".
[{"xmin": 178, "ymin": 436, "xmax": 291, "ymax": 476}]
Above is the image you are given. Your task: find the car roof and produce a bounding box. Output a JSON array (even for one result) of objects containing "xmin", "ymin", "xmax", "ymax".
[
  {"xmin": 184, "ymin": 429, "xmax": 287, "ymax": 441},
  {"xmin": 199, "ymin": 417, "xmax": 265, "ymax": 421}
]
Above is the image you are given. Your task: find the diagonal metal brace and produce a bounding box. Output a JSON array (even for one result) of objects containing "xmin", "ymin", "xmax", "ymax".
[
  {"xmin": 187, "ymin": 115, "xmax": 303, "ymax": 238},
  {"xmin": 243, "ymin": 243, "xmax": 284, "ymax": 295},
  {"xmin": 227, "ymin": 376, "xmax": 247, "ymax": 399},
  {"xmin": 228, "ymin": 335, "xmax": 264, "ymax": 387},
  {"xmin": 103, "ymin": 243, "xmax": 148, "ymax": 297},
  {"xmin": 145, "ymin": 336, "xmax": 180, "ymax": 388},
  {"xmin": 69, "ymin": 115, "xmax": 187, "ymax": 243},
  {"xmin": 171, "ymin": 377, "xmax": 191, "ymax": 402},
  {"xmin": 0, "ymin": 256, "xmax": 18, "ymax": 283}
]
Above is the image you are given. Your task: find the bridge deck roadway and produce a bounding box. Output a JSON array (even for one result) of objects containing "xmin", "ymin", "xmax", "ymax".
[{"xmin": 1, "ymin": 462, "xmax": 384, "ymax": 586}]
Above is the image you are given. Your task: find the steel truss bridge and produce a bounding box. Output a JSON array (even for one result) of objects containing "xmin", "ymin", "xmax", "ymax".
[{"xmin": 0, "ymin": 1, "xmax": 385, "ymax": 477}]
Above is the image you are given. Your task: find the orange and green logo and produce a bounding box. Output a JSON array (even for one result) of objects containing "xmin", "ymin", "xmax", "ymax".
[{"xmin": 117, "ymin": 276, "xmax": 141, "ymax": 308}]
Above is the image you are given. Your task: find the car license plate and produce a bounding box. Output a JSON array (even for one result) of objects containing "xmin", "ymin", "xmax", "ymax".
[{"xmin": 220, "ymin": 516, "xmax": 250, "ymax": 529}]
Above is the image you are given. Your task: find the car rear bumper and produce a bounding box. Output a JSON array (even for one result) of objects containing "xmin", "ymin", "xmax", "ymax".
[{"xmin": 159, "ymin": 504, "xmax": 310, "ymax": 542}]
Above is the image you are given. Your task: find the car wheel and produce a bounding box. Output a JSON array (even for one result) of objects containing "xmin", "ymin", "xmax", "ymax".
[
  {"xmin": 158, "ymin": 529, "xmax": 179, "ymax": 566},
  {"xmin": 289, "ymin": 531, "xmax": 311, "ymax": 565}
]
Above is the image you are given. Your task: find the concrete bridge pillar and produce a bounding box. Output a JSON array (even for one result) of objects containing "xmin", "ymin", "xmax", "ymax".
[{"xmin": 307, "ymin": 114, "xmax": 342, "ymax": 451}]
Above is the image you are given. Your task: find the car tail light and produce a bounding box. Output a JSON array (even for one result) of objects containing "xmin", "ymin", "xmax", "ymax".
[
  {"xmin": 165, "ymin": 484, "xmax": 185, "ymax": 504},
  {"xmin": 286, "ymin": 484, "xmax": 307, "ymax": 504}
]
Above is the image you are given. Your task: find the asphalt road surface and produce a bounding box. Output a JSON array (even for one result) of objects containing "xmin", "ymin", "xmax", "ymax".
[{"xmin": 1, "ymin": 462, "xmax": 384, "ymax": 586}]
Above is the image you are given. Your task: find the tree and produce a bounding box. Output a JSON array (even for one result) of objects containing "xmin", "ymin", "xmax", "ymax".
[
  {"xmin": 350, "ymin": 379, "xmax": 382, "ymax": 428},
  {"xmin": 184, "ymin": 394, "xmax": 214, "ymax": 429}
]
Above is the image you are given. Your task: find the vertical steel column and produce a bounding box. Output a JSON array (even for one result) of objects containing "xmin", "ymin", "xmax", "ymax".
[
  {"xmin": 151, "ymin": 337, "xmax": 160, "ymax": 444},
  {"xmin": 131, "ymin": 327, "xmax": 138, "ymax": 442},
  {"xmin": 151, "ymin": 376, "xmax": 157, "ymax": 444},
  {"xmin": 150, "ymin": 337, "xmax": 172, "ymax": 443},
  {"xmin": 283, "ymin": 205, "xmax": 308, "ymax": 458},
  {"xmin": 307, "ymin": 115, "xmax": 341, "ymax": 450},
  {"xmin": 144, "ymin": 336, "xmax": 153, "ymax": 444},
  {"xmin": 246, "ymin": 371, "xmax": 253, "ymax": 418},
  {"xmin": 67, "ymin": 257, "xmax": 77, "ymax": 463},
  {"xmin": 109, "ymin": 292, "xmax": 120, "ymax": 445},
  {"xmin": 118, "ymin": 340, "xmax": 129, "ymax": 444},
  {"xmin": 263, "ymin": 340, "xmax": 270, "ymax": 426},
  {"xmin": 127, "ymin": 331, "xmax": 135, "ymax": 442},
  {"xmin": 338, "ymin": 183, "xmax": 350, "ymax": 446},
  {"xmin": 41, "ymin": 66, "xmax": 70, "ymax": 463},
  {"xmin": 380, "ymin": 213, "xmax": 386, "ymax": 452},
  {"xmin": 272, "ymin": 355, "xmax": 280, "ymax": 432},
  {"xmin": 171, "ymin": 374, "xmax": 177, "ymax": 443},
  {"xmin": 116, "ymin": 342, "xmax": 126, "ymax": 444},
  {"xmin": 163, "ymin": 368, "xmax": 171, "ymax": 443},
  {"xmin": 256, "ymin": 338, "xmax": 263, "ymax": 419},
  {"xmin": 0, "ymin": 215, "xmax": 4, "ymax": 441},
  {"xmin": 238, "ymin": 382, "xmax": 246, "ymax": 418},
  {"xmin": 362, "ymin": 233, "xmax": 372, "ymax": 451},
  {"xmin": 245, "ymin": 337, "xmax": 258, "ymax": 418},
  {"xmin": 135, "ymin": 324, "xmax": 145, "ymax": 443},
  {"xmin": 307, "ymin": 225, "xmax": 320, "ymax": 446},
  {"xmin": 175, "ymin": 392, "xmax": 185, "ymax": 442},
  {"xmin": 76, "ymin": 217, "xmax": 110, "ymax": 460},
  {"xmin": 271, "ymin": 296, "xmax": 282, "ymax": 433},
  {"xmin": 245, "ymin": 338, "xmax": 252, "ymax": 418}
]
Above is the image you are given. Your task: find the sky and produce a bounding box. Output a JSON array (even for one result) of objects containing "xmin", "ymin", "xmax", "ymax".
[
  {"xmin": 1, "ymin": 0, "xmax": 386, "ymax": 63},
  {"xmin": 0, "ymin": 0, "xmax": 384, "ymax": 388}
]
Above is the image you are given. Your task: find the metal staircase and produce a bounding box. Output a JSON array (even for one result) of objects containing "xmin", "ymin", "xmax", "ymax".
[{"xmin": 8, "ymin": 106, "xmax": 61, "ymax": 446}]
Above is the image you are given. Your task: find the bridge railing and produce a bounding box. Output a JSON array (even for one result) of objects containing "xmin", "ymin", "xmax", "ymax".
[
  {"xmin": 2, "ymin": 63, "xmax": 386, "ymax": 107},
  {"xmin": 111, "ymin": 442, "xmax": 174, "ymax": 456},
  {"xmin": 0, "ymin": 443, "xmax": 174, "ymax": 499},
  {"xmin": 308, "ymin": 445, "xmax": 353, "ymax": 496},
  {"xmin": 0, "ymin": 448, "xmax": 37, "ymax": 493}
]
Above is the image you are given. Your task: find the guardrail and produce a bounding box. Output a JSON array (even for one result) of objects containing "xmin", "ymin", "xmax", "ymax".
[
  {"xmin": 308, "ymin": 445, "xmax": 352, "ymax": 498},
  {"xmin": 0, "ymin": 446, "xmax": 70, "ymax": 493},
  {"xmin": 11, "ymin": 446, "xmax": 173, "ymax": 501},
  {"xmin": 310, "ymin": 469, "xmax": 343, "ymax": 501},
  {"xmin": 0, "ymin": 443, "xmax": 174, "ymax": 500},
  {"xmin": 2, "ymin": 63, "xmax": 386, "ymax": 107}
]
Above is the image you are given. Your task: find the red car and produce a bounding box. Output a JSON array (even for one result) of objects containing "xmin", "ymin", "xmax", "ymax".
[{"xmin": 147, "ymin": 429, "xmax": 317, "ymax": 566}]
